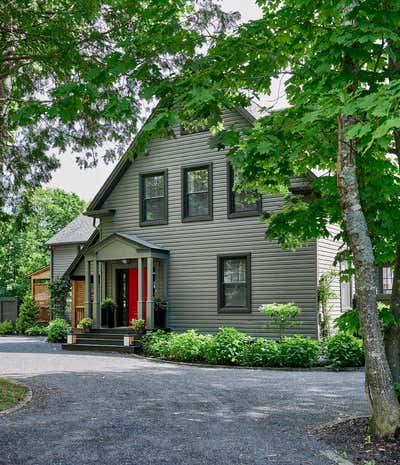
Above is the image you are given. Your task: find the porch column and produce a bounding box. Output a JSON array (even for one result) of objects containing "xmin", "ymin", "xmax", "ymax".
[
  {"xmin": 146, "ymin": 256, "xmax": 154, "ymax": 329},
  {"xmin": 164, "ymin": 259, "xmax": 169, "ymax": 327},
  {"xmin": 93, "ymin": 259, "xmax": 100, "ymax": 328},
  {"xmin": 137, "ymin": 257, "xmax": 144, "ymax": 320},
  {"xmin": 84, "ymin": 259, "xmax": 91, "ymax": 319}
]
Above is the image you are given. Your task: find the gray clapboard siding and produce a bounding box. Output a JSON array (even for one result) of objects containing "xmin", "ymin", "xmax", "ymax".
[
  {"xmin": 51, "ymin": 244, "xmax": 81, "ymax": 279},
  {"xmin": 100, "ymin": 109, "xmax": 319, "ymax": 337},
  {"xmin": 316, "ymin": 224, "xmax": 343, "ymax": 326}
]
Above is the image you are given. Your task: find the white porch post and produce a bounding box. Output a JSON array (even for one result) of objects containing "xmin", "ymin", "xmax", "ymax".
[
  {"xmin": 84, "ymin": 259, "xmax": 91, "ymax": 319},
  {"xmin": 137, "ymin": 257, "xmax": 144, "ymax": 320},
  {"xmin": 146, "ymin": 256, "xmax": 154, "ymax": 329},
  {"xmin": 93, "ymin": 258, "xmax": 100, "ymax": 328}
]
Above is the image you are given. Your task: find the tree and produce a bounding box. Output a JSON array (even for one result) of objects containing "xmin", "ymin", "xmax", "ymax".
[
  {"xmin": 141, "ymin": 1, "xmax": 400, "ymax": 437},
  {"xmin": 0, "ymin": 0, "xmax": 236, "ymax": 214},
  {"xmin": 0, "ymin": 187, "xmax": 85, "ymax": 297},
  {"xmin": 16, "ymin": 293, "xmax": 39, "ymax": 333}
]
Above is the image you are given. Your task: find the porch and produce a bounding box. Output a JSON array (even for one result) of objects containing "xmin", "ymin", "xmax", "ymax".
[{"xmin": 69, "ymin": 233, "xmax": 169, "ymax": 331}]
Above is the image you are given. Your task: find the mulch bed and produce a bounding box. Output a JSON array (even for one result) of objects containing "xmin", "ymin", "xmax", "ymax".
[{"xmin": 317, "ymin": 417, "xmax": 400, "ymax": 465}]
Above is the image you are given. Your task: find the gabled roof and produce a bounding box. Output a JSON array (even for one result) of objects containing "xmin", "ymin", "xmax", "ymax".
[
  {"xmin": 26, "ymin": 265, "xmax": 50, "ymax": 280},
  {"xmin": 86, "ymin": 106, "xmax": 258, "ymax": 214},
  {"xmin": 87, "ymin": 232, "xmax": 169, "ymax": 255},
  {"xmin": 46, "ymin": 215, "xmax": 96, "ymax": 246},
  {"xmin": 63, "ymin": 229, "xmax": 99, "ymax": 278}
]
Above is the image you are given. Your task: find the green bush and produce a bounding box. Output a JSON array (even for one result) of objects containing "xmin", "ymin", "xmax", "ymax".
[
  {"xmin": 203, "ymin": 327, "xmax": 249, "ymax": 365},
  {"xmin": 326, "ymin": 333, "xmax": 364, "ymax": 367},
  {"xmin": 46, "ymin": 318, "xmax": 70, "ymax": 343},
  {"xmin": 0, "ymin": 320, "xmax": 15, "ymax": 335},
  {"xmin": 142, "ymin": 330, "xmax": 172, "ymax": 358},
  {"xmin": 16, "ymin": 294, "xmax": 40, "ymax": 334},
  {"xmin": 237, "ymin": 338, "xmax": 281, "ymax": 367},
  {"xmin": 260, "ymin": 302, "xmax": 302, "ymax": 338},
  {"xmin": 25, "ymin": 324, "xmax": 48, "ymax": 336},
  {"xmin": 168, "ymin": 330, "xmax": 211, "ymax": 362},
  {"xmin": 280, "ymin": 336, "xmax": 320, "ymax": 367},
  {"xmin": 394, "ymin": 383, "xmax": 400, "ymax": 399}
]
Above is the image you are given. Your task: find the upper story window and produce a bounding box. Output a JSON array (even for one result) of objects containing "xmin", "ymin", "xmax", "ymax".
[
  {"xmin": 140, "ymin": 171, "xmax": 168, "ymax": 226},
  {"xmin": 218, "ymin": 254, "xmax": 251, "ymax": 313},
  {"xmin": 182, "ymin": 164, "xmax": 213, "ymax": 222},
  {"xmin": 227, "ymin": 163, "xmax": 261, "ymax": 218},
  {"xmin": 379, "ymin": 266, "xmax": 393, "ymax": 294}
]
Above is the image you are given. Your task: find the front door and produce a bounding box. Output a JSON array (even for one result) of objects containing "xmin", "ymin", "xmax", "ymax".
[{"xmin": 127, "ymin": 268, "xmax": 147, "ymax": 324}]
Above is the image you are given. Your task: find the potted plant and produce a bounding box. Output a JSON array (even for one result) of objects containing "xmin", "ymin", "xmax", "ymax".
[
  {"xmin": 77, "ymin": 317, "xmax": 93, "ymax": 333},
  {"xmin": 101, "ymin": 297, "xmax": 117, "ymax": 328},
  {"xmin": 130, "ymin": 318, "xmax": 146, "ymax": 335}
]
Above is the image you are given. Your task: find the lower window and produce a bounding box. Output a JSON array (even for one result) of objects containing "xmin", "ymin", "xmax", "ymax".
[{"xmin": 218, "ymin": 254, "xmax": 251, "ymax": 313}]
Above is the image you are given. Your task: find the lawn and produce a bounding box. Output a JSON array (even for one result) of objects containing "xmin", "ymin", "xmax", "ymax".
[{"xmin": 0, "ymin": 378, "xmax": 27, "ymax": 411}]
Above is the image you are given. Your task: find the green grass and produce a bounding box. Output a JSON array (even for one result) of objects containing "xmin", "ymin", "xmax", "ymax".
[{"xmin": 0, "ymin": 378, "xmax": 27, "ymax": 411}]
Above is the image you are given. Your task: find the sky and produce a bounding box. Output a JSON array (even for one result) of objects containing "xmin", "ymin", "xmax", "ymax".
[{"xmin": 46, "ymin": 1, "xmax": 265, "ymax": 202}]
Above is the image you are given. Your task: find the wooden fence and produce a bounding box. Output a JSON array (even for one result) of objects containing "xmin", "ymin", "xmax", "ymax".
[{"xmin": 0, "ymin": 297, "xmax": 21, "ymax": 323}]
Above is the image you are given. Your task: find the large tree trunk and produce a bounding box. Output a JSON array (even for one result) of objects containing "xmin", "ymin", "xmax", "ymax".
[
  {"xmin": 387, "ymin": 245, "xmax": 400, "ymax": 383},
  {"xmin": 337, "ymin": 115, "xmax": 400, "ymax": 437}
]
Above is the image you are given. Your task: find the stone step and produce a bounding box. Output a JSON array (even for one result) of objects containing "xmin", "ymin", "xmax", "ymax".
[
  {"xmin": 90, "ymin": 328, "xmax": 137, "ymax": 334},
  {"xmin": 62, "ymin": 343, "xmax": 136, "ymax": 354},
  {"xmin": 75, "ymin": 338, "xmax": 125, "ymax": 346},
  {"xmin": 73, "ymin": 333, "xmax": 127, "ymax": 339}
]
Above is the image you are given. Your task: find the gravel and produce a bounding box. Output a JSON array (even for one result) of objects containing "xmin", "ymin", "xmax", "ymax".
[{"xmin": 0, "ymin": 336, "xmax": 369, "ymax": 465}]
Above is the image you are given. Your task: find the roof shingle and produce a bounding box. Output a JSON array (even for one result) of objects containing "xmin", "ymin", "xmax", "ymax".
[{"xmin": 45, "ymin": 215, "xmax": 96, "ymax": 246}]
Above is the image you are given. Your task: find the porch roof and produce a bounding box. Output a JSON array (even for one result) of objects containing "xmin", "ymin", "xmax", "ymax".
[{"xmin": 85, "ymin": 232, "xmax": 169, "ymax": 261}]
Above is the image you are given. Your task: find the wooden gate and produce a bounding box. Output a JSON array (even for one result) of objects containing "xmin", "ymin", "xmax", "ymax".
[{"xmin": 72, "ymin": 280, "xmax": 85, "ymax": 328}]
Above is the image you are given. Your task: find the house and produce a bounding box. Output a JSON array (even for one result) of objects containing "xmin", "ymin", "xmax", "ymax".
[{"xmin": 46, "ymin": 106, "xmax": 369, "ymax": 351}]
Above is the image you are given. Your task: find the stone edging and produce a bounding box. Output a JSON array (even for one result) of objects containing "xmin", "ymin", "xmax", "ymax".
[
  {"xmin": 320, "ymin": 450, "xmax": 355, "ymax": 465},
  {"xmin": 130, "ymin": 353, "xmax": 364, "ymax": 372},
  {"xmin": 0, "ymin": 381, "xmax": 32, "ymax": 416}
]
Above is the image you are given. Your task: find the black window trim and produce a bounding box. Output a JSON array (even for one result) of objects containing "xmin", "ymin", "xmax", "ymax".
[
  {"xmin": 181, "ymin": 163, "xmax": 213, "ymax": 222},
  {"xmin": 217, "ymin": 253, "xmax": 252, "ymax": 314},
  {"xmin": 227, "ymin": 162, "xmax": 262, "ymax": 218},
  {"xmin": 139, "ymin": 169, "xmax": 168, "ymax": 227}
]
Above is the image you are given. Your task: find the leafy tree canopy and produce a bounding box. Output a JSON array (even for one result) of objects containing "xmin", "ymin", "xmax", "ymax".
[
  {"xmin": 0, "ymin": 187, "xmax": 86, "ymax": 297},
  {"xmin": 0, "ymin": 0, "xmax": 237, "ymax": 214}
]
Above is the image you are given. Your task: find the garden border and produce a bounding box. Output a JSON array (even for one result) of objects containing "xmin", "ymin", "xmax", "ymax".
[
  {"xmin": 130, "ymin": 353, "xmax": 364, "ymax": 372},
  {"xmin": 0, "ymin": 380, "xmax": 32, "ymax": 416}
]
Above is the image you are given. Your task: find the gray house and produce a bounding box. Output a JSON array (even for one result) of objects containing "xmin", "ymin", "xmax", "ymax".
[{"xmin": 49, "ymin": 107, "xmax": 356, "ymax": 342}]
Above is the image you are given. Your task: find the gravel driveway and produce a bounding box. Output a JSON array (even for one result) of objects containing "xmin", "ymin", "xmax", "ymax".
[{"xmin": 0, "ymin": 336, "xmax": 368, "ymax": 465}]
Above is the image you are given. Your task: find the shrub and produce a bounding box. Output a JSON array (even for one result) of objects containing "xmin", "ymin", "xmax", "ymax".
[
  {"xmin": 77, "ymin": 318, "xmax": 93, "ymax": 329},
  {"xmin": 326, "ymin": 333, "xmax": 364, "ymax": 367},
  {"xmin": 280, "ymin": 336, "xmax": 320, "ymax": 367},
  {"xmin": 168, "ymin": 330, "xmax": 211, "ymax": 362},
  {"xmin": 142, "ymin": 330, "xmax": 172, "ymax": 358},
  {"xmin": 25, "ymin": 324, "xmax": 48, "ymax": 336},
  {"xmin": 16, "ymin": 294, "xmax": 40, "ymax": 334},
  {"xmin": 130, "ymin": 319, "xmax": 146, "ymax": 332},
  {"xmin": 237, "ymin": 338, "xmax": 281, "ymax": 367},
  {"xmin": 0, "ymin": 320, "xmax": 15, "ymax": 335},
  {"xmin": 260, "ymin": 302, "xmax": 302, "ymax": 338},
  {"xmin": 203, "ymin": 327, "xmax": 249, "ymax": 365},
  {"xmin": 46, "ymin": 318, "xmax": 70, "ymax": 343}
]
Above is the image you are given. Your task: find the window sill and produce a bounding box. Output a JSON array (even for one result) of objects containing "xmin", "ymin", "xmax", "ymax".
[
  {"xmin": 182, "ymin": 215, "xmax": 213, "ymax": 223},
  {"xmin": 218, "ymin": 307, "xmax": 251, "ymax": 314},
  {"xmin": 227, "ymin": 211, "xmax": 261, "ymax": 219},
  {"xmin": 140, "ymin": 219, "xmax": 168, "ymax": 227}
]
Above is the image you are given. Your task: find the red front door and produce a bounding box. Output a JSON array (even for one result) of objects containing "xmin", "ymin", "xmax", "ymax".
[{"xmin": 127, "ymin": 267, "xmax": 147, "ymax": 324}]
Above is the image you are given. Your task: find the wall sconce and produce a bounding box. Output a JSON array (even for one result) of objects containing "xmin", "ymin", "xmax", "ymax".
[{"xmin": 121, "ymin": 259, "xmax": 129, "ymax": 264}]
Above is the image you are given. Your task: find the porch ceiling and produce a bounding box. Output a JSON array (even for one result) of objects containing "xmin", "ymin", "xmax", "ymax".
[{"xmin": 85, "ymin": 232, "xmax": 169, "ymax": 261}]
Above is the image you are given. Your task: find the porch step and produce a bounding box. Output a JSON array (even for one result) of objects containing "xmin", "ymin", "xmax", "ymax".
[
  {"xmin": 74, "ymin": 333, "xmax": 127, "ymax": 339},
  {"xmin": 91, "ymin": 328, "xmax": 136, "ymax": 334},
  {"xmin": 75, "ymin": 337, "xmax": 124, "ymax": 346},
  {"xmin": 62, "ymin": 343, "xmax": 136, "ymax": 354}
]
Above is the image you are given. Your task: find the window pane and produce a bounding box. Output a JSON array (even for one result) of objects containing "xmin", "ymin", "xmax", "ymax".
[
  {"xmin": 187, "ymin": 192, "xmax": 208, "ymax": 217},
  {"xmin": 145, "ymin": 175, "xmax": 164, "ymax": 199},
  {"xmin": 224, "ymin": 283, "xmax": 247, "ymax": 307},
  {"xmin": 223, "ymin": 258, "xmax": 246, "ymax": 283},
  {"xmin": 233, "ymin": 192, "xmax": 258, "ymax": 212},
  {"xmin": 145, "ymin": 198, "xmax": 164, "ymax": 221},
  {"xmin": 382, "ymin": 267, "xmax": 393, "ymax": 294},
  {"xmin": 187, "ymin": 168, "xmax": 208, "ymax": 193},
  {"xmin": 231, "ymin": 168, "xmax": 258, "ymax": 213}
]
